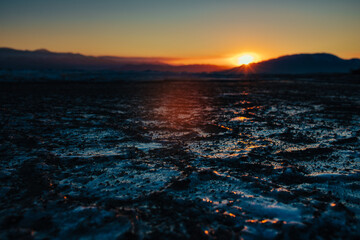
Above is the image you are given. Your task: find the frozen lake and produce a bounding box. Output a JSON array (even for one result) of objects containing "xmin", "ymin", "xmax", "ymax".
[{"xmin": 0, "ymin": 79, "xmax": 359, "ymax": 239}]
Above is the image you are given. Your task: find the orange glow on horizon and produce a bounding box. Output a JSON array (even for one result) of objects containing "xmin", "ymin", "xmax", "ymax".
[
  {"xmin": 1, "ymin": 0, "xmax": 359, "ymax": 63},
  {"xmin": 164, "ymin": 52, "xmax": 262, "ymax": 66},
  {"xmin": 230, "ymin": 53, "xmax": 261, "ymax": 66},
  {"xmin": 237, "ymin": 55, "xmax": 254, "ymax": 65}
]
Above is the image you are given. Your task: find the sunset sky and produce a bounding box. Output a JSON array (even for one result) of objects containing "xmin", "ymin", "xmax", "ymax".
[{"xmin": 1, "ymin": 0, "xmax": 359, "ymax": 66}]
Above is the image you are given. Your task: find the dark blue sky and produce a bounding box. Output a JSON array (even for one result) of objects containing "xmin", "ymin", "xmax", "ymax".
[{"xmin": 1, "ymin": 0, "xmax": 359, "ymax": 63}]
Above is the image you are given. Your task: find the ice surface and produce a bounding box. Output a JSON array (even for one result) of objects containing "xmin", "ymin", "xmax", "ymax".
[{"xmin": 0, "ymin": 79, "xmax": 359, "ymax": 239}]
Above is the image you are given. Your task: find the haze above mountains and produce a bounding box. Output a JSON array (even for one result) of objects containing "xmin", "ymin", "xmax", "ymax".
[{"xmin": 1, "ymin": 47, "xmax": 359, "ymax": 75}]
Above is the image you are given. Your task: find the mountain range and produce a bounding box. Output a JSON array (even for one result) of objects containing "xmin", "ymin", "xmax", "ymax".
[
  {"xmin": 0, "ymin": 48, "xmax": 226, "ymax": 73},
  {"xmin": 222, "ymin": 53, "xmax": 360, "ymax": 75},
  {"xmin": 1, "ymin": 47, "xmax": 359, "ymax": 74}
]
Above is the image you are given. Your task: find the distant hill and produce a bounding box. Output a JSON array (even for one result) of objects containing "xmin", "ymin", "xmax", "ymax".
[
  {"xmin": 221, "ymin": 53, "xmax": 360, "ymax": 75},
  {"xmin": 1, "ymin": 48, "xmax": 359, "ymax": 75},
  {"xmin": 0, "ymin": 48, "xmax": 226, "ymax": 73},
  {"xmin": 0, "ymin": 47, "xmax": 113, "ymax": 70}
]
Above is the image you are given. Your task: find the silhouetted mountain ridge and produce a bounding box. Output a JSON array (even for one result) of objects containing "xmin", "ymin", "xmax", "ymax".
[
  {"xmin": 0, "ymin": 48, "xmax": 226, "ymax": 73},
  {"xmin": 222, "ymin": 53, "xmax": 360, "ymax": 74},
  {"xmin": 1, "ymin": 48, "xmax": 359, "ymax": 74}
]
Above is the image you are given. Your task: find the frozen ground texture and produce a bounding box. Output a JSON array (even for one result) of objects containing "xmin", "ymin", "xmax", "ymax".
[{"xmin": 0, "ymin": 79, "xmax": 359, "ymax": 239}]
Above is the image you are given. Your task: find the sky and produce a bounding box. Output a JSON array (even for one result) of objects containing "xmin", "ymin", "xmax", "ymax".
[{"xmin": 1, "ymin": 0, "xmax": 359, "ymax": 65}]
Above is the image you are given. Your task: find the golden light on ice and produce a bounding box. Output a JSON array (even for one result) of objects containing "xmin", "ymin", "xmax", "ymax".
[{"xmin": 237, "ymin": 54, "xmax": 255, "ymax": 65}]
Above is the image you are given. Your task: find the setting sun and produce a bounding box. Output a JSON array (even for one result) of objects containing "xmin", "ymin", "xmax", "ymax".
[
  {"xmin": 228, "ymin": 53, "xmax": 260, "ymax": 66},
  {"xmin": 237, "ymin": 54, "xmax": 255, "ymax": 65}
]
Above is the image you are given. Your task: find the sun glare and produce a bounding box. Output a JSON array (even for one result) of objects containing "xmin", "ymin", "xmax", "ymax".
[
  {"xmin": 228, "ymin": 53, "xmax": 260, "ymax": 66},
  {"xmin": 237, "ymin": 54, "xmax": 255, "ymax": 65}
]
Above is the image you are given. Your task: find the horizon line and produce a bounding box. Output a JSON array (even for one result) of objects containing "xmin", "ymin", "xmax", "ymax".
[{"xmin": 1, "ymin": 46, "xmax": 359, "ymax": 67}]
